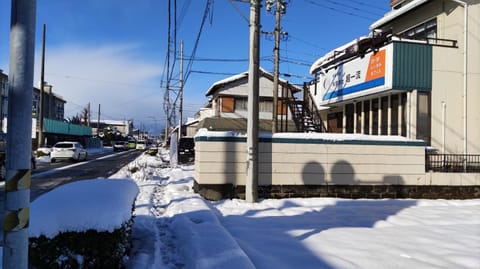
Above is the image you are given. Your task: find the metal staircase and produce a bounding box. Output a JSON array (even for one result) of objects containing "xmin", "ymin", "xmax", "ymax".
[{"xmin": 281, "ymin": 83, "xmax": 326, "ymax": 133}]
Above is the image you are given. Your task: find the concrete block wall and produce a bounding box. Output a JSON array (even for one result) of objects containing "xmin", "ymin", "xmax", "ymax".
[
  {"xmin": 194, "ymin": 133, "xmax": 480, "ymax": 200},
  {"xmin": 195, "ymin": 133, "xmax": 426, "ymax": 185}
]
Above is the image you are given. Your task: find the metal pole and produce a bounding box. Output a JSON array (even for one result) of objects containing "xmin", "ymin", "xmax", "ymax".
[
  {"xmin": 178, "ymin": 41, "xmax": 184, "ymax": 142},
  {"xmin": 38, "ymin": 24, "xmax": 45, "ymax": 148},
  {"xmin": 87, "ymin": 102, "xmax": 91, "ymax": 127},
  {"xmin": 272, "ymin": 0, "xmax": 281, "ymax": 133},
  {"xmin": 97, "ymin": 104, "xmax": 101, "ymax": 136},
  {"xmin": 3, "ymin": 0, "xmax": 36, "ymax": 268},
  {"xmin": 246, "ymin": 0, "xmax": 260, "ymax": 203}
]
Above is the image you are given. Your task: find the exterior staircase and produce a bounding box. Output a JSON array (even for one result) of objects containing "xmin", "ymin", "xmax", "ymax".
[{"xmin": 280, "ymin": 83, "xmax": 326, "ymax": 133}]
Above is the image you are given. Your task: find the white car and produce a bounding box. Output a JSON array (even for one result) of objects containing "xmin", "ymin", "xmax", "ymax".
[{"xmin": 50, "ymin": 142, "xmax": 88, "ymax": 163}]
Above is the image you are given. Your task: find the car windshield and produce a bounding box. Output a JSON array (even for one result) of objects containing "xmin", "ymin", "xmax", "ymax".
[{"xmin": 55, "ymin": 143, "xmax": 74, "ymax": 148}]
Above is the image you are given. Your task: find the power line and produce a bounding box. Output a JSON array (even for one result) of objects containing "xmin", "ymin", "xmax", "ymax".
[
  {"xmin": 302, "ymin": 0, "xmax": 377, "ymax": 21},
  {"xmin": 344, "ymin": 0, "xmax": 390, "ymax": 13},
  {"xmin": 323, "ymin": 0, "xmax": 386, "ymax": 17},
  {"xmin": 190, "ymin": 70, "xmax": 239, "ymax": 76},
  {"xmin": 183, "ymin": 0, "xmax": 214, "ymax": 84},
  {"xmin": 228, "ymin": 0, "xmax": 249, "ymax": 24}
]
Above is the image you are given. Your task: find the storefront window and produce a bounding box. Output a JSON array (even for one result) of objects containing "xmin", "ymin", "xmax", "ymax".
[
  {"xmin": 391, "ymin": 95, "xmax": 399, "ymax": 135},
  {"xmin": 417, "ymin": 92, "xmax": 431, "ymax": 145},
  {"xmin": 381, "ymin": 96, "xmax": 389, "ymax": 135},
  {"xmin": 356, "ymin": 102, "xmax": 362, "ymax": 134},
  {"xmin": 372, "ymin": 99, "xmax": 379, "ymax": 135},
  {"xmin": 363, "ymin": 101, "xmax": 370, "ymax": 134}
]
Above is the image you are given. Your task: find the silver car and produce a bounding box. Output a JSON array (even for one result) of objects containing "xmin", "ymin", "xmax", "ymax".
[{"xmin": 50, "ymin": 142, "xmax": 88, "ymax": 163}]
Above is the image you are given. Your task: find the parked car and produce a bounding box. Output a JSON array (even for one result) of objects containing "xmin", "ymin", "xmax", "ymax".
[
  {"xmin": 113, "ymin": 141, "xmax": 129, "ymax": 151},
  {"xmin": 136, "ymin": 140, "xmax": 147, "ymax": 150},
  {"xmin": 50, "ymin": 142, "xmax": 87, "ymax": 163},
  {"xmin": 178, "ymin": 137, "xmax": 195, "ymax": 164}
]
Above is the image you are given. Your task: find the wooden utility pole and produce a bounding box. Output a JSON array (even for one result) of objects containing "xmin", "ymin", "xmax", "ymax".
[
  {"xmin": 3, "ymin": 0, "xmax": 36, "ymax": 267},
  {"xmin": 246, "ymin": 0, "xmax": 260, "ymax": 203}
]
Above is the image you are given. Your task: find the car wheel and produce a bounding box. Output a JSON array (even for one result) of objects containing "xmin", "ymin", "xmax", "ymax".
[{"xmin": 83, "ymin": 153, "xmax": 88, "ymax": 161}]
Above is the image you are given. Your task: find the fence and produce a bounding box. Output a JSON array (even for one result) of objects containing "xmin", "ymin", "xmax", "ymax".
[{"xmin": 426, "ymin": 153, "xmax": 480, "ymax": 173}]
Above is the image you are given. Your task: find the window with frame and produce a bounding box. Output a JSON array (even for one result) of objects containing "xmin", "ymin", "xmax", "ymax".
[
  {"xmin": 234, "ymin": 97, "xmax": 247, "ymax": 111},
  {"xmin": 400, "ymin": 18, "xmax": 437, "ymax": 42},
  {"xmin": 260, "ymin": 99, "xmax": 273, "ymax": 113}
]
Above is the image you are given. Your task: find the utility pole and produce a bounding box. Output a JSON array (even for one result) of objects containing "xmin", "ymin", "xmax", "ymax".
[
  {"xmin": 97, "ymin": 104, "xmax": 101, "ymax": 136},
  {"xmin": 3, "ymin": 0, "xmax": 36, "ymax": 268},
  {"xmin": 178, "ymin": 40, "xmax": 184, "ymax": 142},
  {"xmin": 87, "ymin": 102, "xmax": 91, "ymax": 127},
  {"xmin": 246, "ymin": 0, "xmax": 261, "ymax": 203},
  {"xmin": 38, "ymin": 24, "xmax": 46, "ymax": 148},
  {"xmin": 266, "ymin": 0, "xmax": 287, "ymax": 133}
]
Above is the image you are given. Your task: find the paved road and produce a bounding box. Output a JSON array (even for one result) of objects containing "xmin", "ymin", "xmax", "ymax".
[
  {"xmin": 1, "ymin": 149, "xmax": 142, "ymax": 202},
  {"xmin": 29, "ymin": 149, "xmax": 142, "ymax": 200}
]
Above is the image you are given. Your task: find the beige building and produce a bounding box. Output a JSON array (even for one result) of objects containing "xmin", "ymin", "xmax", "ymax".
[
  {"xmin": 308, "ymin": 0, "xmax": 479, "ymax": 155},
  {"xmin": 192, "ymin": 68, "xmax": 314, "ymax": 134}
]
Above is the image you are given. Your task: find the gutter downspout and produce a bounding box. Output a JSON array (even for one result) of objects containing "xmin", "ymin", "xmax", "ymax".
[{"xmin": 450, "ymin": 0, "xmax": 468, "ymax": 155}]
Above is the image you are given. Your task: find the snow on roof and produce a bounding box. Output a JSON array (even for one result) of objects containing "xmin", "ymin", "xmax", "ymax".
[
  {"xmin": 29, "ymin": 178, "xmax": 139, "ymax": 238},
  {"xmin": 309, "ymin": 36, "xmax": 369, "ymax": 74},
  {"xmin": 370, "ymin": 0, "xmax": 430, "ymax": 30},
  {"xmin": 205, "ymin": 67, "xmax": 301, "ymax": 96},
  {"xmin": 205, "ymin": 72, "xmax": 248, "ymax": 96},
  {"xmin": 102, "ymin": 119, "xmax": 131, "ymax": 126}
]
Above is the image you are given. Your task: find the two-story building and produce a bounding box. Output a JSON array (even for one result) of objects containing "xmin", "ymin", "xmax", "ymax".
[
  {"xmin": 192, "ymin": 68, "xmax": 304, "ymax": 134},
  {"xmin": 308, "ymin": 0, "xmax": 479, "ymax": 156},
  {"xmin": 32, "ymin": 83, "xmax": 66, "ymax": 122}
]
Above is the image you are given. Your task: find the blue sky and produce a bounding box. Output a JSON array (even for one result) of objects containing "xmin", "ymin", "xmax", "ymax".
[{"xmin": 0, "ymin": 0, "xmax": 390, "ymax": 134}]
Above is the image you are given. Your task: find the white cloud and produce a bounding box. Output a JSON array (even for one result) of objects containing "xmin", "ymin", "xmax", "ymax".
[{"xmin": 34, "ymin": 43, "xmax": 165, "ymax": 129}]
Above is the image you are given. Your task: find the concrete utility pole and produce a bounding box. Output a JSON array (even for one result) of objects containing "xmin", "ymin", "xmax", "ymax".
[
  {"xmin": 271, "ymin": 0, "xmax": 282, "ymax": 133},
  {"xmin": 38, "ymin": 24, "xmax": 46, "ymax": 148},
  {"xmin": 3, "ymin": 0, "xmax": 37, "ymax": 268},
  {"xmin": 97, "ymin": 104, "xmax": 101, "ymax": 136},
  {"xmin": 87, "ymin": 102, "xmax": 91, "ymax": 127},
  {"xmin": 246, "ymin": 0, "xmax": 261, "ymax": 203},
  {"xmin": 178, "ymin": 40, "xmax": 184, "ymax": 142}
]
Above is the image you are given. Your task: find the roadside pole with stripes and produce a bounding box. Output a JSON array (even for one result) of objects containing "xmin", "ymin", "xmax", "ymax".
[{"xmin": 3, "ymin": 0, "xmax": 37, "ymax": 268}]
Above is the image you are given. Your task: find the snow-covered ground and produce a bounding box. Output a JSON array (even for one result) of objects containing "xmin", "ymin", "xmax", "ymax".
[
  {"xmin": 3, "ymin": 149, "xmax": 479, "ymax": 268},
  {"xmin": 116, "ymin": 151, "xmax": 480, "ymax": 269}
]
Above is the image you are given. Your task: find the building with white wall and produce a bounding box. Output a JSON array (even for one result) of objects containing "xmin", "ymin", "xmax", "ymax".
[
  {"xmin": 194, "ymin": 68, "xmax": 302, "ymax": 133},
  {"xmin": 308, "ymin": 0, "xmax": 479, "ymax": 155}
]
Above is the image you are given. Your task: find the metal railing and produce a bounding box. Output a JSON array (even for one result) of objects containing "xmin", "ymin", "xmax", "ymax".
[{"xmin": 426, "ymin": 153, "xmax": 480, "ymax": 173}]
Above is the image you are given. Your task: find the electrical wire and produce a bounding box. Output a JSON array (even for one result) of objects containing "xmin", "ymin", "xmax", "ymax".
[
  {"xmin": 301, "ymin": 0, "xmax": 377, "ymax": 21},
  {"xmin": 183, "ymin": 0, "xmax": 214, "ymax": 85}
]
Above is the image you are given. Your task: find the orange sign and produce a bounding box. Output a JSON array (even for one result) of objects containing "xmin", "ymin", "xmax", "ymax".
[{"xmin": 365, "ymin": 49, "xmax": 386, "ymax": 82}]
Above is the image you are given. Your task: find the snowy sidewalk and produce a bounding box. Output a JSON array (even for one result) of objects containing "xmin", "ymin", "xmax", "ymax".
[{"xmin": 112, "ymin": 152, "xmax": 480, "ymax": 269}]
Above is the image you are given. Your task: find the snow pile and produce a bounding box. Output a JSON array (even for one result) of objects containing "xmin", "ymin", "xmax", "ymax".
[
  {"xmin": 29, "ymin": 178, "xmax": 139, "ymax": 238},
  {"xmin": 111, "ymin": 152, "xmax": 254, "ymax": 269}
]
